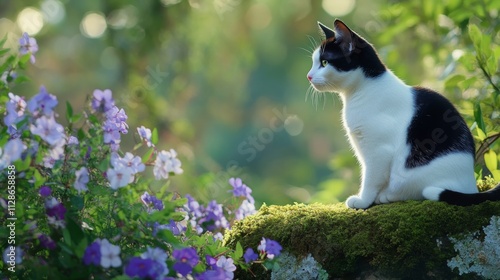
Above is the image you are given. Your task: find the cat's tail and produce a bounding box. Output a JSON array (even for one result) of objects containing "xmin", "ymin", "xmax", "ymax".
[{"xmin": 423, "ymin": 184, "xmax": 500, "ymax": 206}]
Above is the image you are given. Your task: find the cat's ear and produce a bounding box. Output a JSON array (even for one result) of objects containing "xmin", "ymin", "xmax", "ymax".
[
  {"xmin": 318, "ymin": 22, "xmax": 335, "ymax": 39},
  {"xmin": 334, "ymin": 19, "xmax": 355, "ymax": 55}
]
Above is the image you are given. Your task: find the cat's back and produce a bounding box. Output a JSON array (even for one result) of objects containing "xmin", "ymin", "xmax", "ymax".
[{"xmin": 405, "ymin": 87, "xmax": 475, "ymax": 169}]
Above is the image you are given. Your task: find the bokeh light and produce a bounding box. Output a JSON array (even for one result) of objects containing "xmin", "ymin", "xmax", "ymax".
[
  {"xmin": 80, "ymin": 12, "xmax": 107, "ymax": 38},
  {"xmin": 17, "ymin": 7, "xmax": 44, "ymax": 35},
  {"xmin": 322, "ymin": 0, "xmax": 356, "ymax": 17},
  {"xmin": 41, "ymin": 0, "xmax": 65, "ymax": 24}
]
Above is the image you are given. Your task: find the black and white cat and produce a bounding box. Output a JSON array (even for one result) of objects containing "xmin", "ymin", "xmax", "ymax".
[{"xmin": 307, "ymin": 19, "xmax": 500, "ymax": 209}]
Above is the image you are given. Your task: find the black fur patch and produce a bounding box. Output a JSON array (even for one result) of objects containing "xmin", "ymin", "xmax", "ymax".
[
  {"xmin": 405, "ymin": 87, "xmax": 475, "ymax": 168},
  {"xmin": 319, "ymin": 36, "xmax": 386, "ymax": 78}
]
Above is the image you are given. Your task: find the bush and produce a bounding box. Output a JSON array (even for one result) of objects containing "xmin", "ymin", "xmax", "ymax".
[{"xmin": 0, "ymin": 33, "xmax": 281, "ymax": 280}]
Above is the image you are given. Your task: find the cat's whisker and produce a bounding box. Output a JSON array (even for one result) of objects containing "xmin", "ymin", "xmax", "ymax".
[{"xmin": 299, "ymin": 47, "xmax": 313, "ymax": 55}]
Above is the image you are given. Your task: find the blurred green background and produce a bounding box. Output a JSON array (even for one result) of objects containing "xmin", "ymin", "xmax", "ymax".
[{"xmin": 1, "ymin": 0, "xmax": 499, "ymax": 206}]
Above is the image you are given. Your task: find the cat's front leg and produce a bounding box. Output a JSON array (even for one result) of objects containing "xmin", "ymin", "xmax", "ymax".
[{"xmin": 346, "ymin": 158, "xmax": 390, "ymax": 209}]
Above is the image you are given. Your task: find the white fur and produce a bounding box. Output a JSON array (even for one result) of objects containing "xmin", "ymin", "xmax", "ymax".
[{"xmin": 307, "ymin": 48, "xmax": 477, "ymax": 209}]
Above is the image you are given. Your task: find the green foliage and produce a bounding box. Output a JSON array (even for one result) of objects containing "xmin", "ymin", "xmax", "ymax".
[{"xmin": 378, "ymin": 0, "xmax": 500, "ymax": 183}]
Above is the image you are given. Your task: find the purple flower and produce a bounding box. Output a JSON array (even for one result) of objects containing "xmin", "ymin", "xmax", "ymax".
[
  {"xmin": 106, "ymin": 106, "xmax": 128, "ymax": 134},
  {"xmin": 206, "ymin": 255, "xmax": 217, "ymax": 269},
  {"xmin": 44, "ymin": 198, "xmax": 66, "ymax": 228},
  {"xmin": 229, "ymin": 177, "xmax": 254, "ymax": 204},
  {"xmin": 197, "ymin": 267, "xmax": 228, "ymax": 280},
  {"xmin": 68, "ymin": 136, "xmax": 79, "ymax": 145},
  {"xmin": 30, "ymin": 115, "xmax": 65, "ymax": 146},
  {"xmin": 137, "ymin": 126, "xmax": 153, "ymax": 147},
  {"xmin": 74, "ymin": 167, "xmax": 89, "ymax": 194},
  {"xmin": 125, "ymin": 257, "xmax": 165, "ymax": 279},
  {"xmin": 39, "ymin": 186, "xmax": 51, "ymax": 197},
  {"xmin": 38, "ymin": 234, "xmax": 56, "ymax": 250},
  {"xmin": 140, "ymin": 247, "xmax": 169, "ymax": 277},
  {"xmin": 19, "ymin": 32, "xmax": 38, "ymax": 64},
  {"xmin": 91, "ymin": 89, "xmax": 114, "ymax": 113},
  {"xmin": 140, "ymin": 191, "xmax": 164, "ymax": 212},
  {"xmin": 4, "ymin": 93, "xmax": 27, "ymax": 135},
  {"xmin": 258, "ymin": 238, "xmax": 282, "ymax": 259},
  {"xmin": 243, "ymin": 248, "xmax": 258, "ymax": 264},
  {"xmin": 45, "ymin": 201, "xmax": 66, "ymax": 220},
  {"xmin": 103, "ymin": 121, "xmax": 121, "ymax": 145},
  {"xmin": 172, "ymin": 247, "xmax": 199, "ymax": 276},
  {"xmin": 216, "ymin": 256, "xmax": 236, "ymax": 279},
  {"xmin": 202, "ymin": 200, "xmax": 229, "ymax": 231},
  {"xmin": 27, "ymin": 86, "xmax": 58, "ymax": 117},
  {"xmin": 83, "ymin": 241, "xmax": 101, "ymax": 266}
]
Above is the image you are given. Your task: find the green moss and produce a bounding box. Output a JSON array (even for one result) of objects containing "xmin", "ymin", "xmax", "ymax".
[{"xmin": 223, "ymin": 201, "xmax": 500, "ymax": 279}]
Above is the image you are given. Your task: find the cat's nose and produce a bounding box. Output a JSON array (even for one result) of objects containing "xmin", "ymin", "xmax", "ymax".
[{"xmin": 307, "ymin": 74, "xmax": 312, "ymax": 81}]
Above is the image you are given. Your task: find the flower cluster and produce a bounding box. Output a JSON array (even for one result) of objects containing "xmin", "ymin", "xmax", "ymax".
[{"xmin": 0, "ymin": 32, "xmax": 282, "ymax": 280}]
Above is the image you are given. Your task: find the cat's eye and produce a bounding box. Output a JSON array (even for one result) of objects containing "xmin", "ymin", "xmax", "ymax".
[{"xmin": 321, "ymin": 60, "xmax": 328, "ymax": 67}]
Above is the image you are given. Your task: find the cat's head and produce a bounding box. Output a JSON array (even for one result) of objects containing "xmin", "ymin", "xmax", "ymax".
[{"xmin": 307, "ymin": 19, "xmax": 386, "ymax": 94}]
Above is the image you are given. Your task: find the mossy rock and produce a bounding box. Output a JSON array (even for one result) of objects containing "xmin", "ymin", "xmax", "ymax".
[{"xmin": 223, "ymin": 201, "xmax": 500, "ymax": 279}]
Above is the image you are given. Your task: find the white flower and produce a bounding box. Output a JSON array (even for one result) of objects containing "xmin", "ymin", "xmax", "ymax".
[
  {"xmin": 216, "ymin": 256, "xmax": 236, "ymax": 279},
  {"xmin": 107, "ymin": 166, "xmax": 133, "ymax": 190},
  {"xmin": 111, "ymin": 152, "xmax": 145, "ymax": 174},
  {"xmin": 137, "ymin": 126, "xmax": 153, "ymax": 147},
  {"xmin": 0, "ymin": 138, "xmax": 26, "ymax": 168},
  {"xmin": 258, "ymin": 237, "xmax": 266, "ymax": 252},
  {"xmin": 74, "ymin": 167, "xmax": 89, "ymax": 194},
  {"xmin": 3, "ymin": 246, "xmax": 23, "ymax": 265},
  {"xmin": 30, "ymin": 115, "xmax": 65, "ymax": 146},
  {"xmin": 99, "ymin": 239, "xmax": 121, "ymax": 268},
  {"xmin": 235, "ymin": 199, "xmax": 256, "ymax": 220},
  {"xmin": 47, "ymin": 216, "xmax": 66, "ymax": 229},
  {"xmin": 153, "ymin": 149, "xmax": 183, "ymax": 180}
]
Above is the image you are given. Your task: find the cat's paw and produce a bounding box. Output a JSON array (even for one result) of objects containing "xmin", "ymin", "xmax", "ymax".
[{"xmin": 346, "ymin": 195, "xmax": 372, "ymax": 209}]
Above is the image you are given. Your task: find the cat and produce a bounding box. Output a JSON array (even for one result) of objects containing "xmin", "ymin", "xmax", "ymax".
[{"xmin": 307, "ymin": 19, "xmax": 500, "ymax": 209}]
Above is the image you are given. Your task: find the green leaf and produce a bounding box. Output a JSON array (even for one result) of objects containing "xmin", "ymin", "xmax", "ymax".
[
  {"xmin": 14, "ymin": 154, "xmax": 31, "ymax": 171},
  {"xmin": 473, "ymin": 103, "xmax": 486, "ymax": 134},
  {"xmin": 484, "ymin": 150, "xmax": 498, "ymax": 172},
  {"xmin": 0, "ymin": 48, "xmax": 10, "ymax": 57},
  {"xmin": 33, "ymin": 169, "xmax": 46, "ymax": 188},
  {"xmin": 234, "ymin": 242, "xmax": 244, "ymax": 260},
  {"xmin": 74, "ymin": 238, "xmax": 88, "ymax": 259},
  {"xmin": 18, "ymin": 53, "xmax": 32, "ymax": 69},
  {"xmin": 152, "ymin": 128, "xmax": 159, "ymax": 145},
  {"xmin": 66, "ymin": 101, "xmax": 73, "ymax": 120},
  {"xmin": 70, "ymin": 196, "xmax": 85, "ymax": 211},
  {"xmin": 62, "ymin": 228, "xmax": 72, "ymax": 247},
  {"xmin": 475, "ymin": 126, "xmax": 487, "ymax": 141},
  {"xmin": 142, "ymin": 147, "xmax": 155, "ymax": 163},
  {"xmin": 0, "ymin": 35, "xmax": 8, "ymax": 47},
  {"xmin": 468, "ymin": 24, "xmax": 482, "ymax": 50},
  {"xmin": 486, "ymin": 55, "xmax": 498, "ymax": 75},
  {"xmin": 444, "ymin": 74, "xmax": 465, "ymax": 89}
]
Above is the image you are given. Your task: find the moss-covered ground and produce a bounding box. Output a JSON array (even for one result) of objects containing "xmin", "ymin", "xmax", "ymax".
[{"xmin": 224, "ymin": 201, "xmax": 500, "ymax": 279}]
